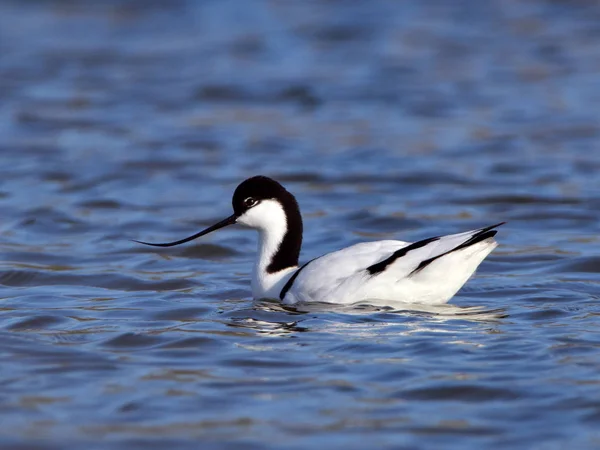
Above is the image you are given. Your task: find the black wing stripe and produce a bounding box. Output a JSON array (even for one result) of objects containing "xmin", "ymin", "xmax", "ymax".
[
  {"xmin": 366, "ymin": 236, "xmax": 440, "ymax": 275},
  {"xmin": 279, "ymin": 258, "xmax": 315, "ymax": 300},
  {"xmin": 409, "ymin": 222, "xmax": 505, "ymax": 276}
]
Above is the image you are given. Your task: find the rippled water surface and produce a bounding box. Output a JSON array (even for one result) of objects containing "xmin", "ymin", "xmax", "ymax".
[{"xmin": 2, "ymin": 1, "xmax": 600, "ymax": 448}]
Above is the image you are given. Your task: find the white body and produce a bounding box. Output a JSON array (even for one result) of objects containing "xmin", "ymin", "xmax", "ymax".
[
  {"xmin": 283, "ymin": 233, "xmax": 496, "ymax": 306},
  {"xmin": 239, "ymin": 200, "xmax": 497, "ymax": 306}
]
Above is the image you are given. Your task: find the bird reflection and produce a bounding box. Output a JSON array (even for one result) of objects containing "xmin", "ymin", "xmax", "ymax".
[
  {"xmin": 222, "ymin": 297, "xmax": 506, "ymax": 339},
  {"xmin": 226, "ymin": 317, "xmax": 309, "ymax": 336}
]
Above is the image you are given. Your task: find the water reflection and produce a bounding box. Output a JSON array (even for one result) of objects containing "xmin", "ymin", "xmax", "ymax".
[{"xmin": 219, "ymin": 299, "xmax": 507, "ymax": 342}]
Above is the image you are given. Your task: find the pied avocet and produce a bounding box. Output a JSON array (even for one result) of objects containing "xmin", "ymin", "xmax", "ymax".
[{"xmin": 135, "ymin": 176, "xmax": 503, "ymax": 306}]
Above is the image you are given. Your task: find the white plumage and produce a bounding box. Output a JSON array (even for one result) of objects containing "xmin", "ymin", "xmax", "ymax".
[
  {"xmin": 135, "ymin": 176, "xmax": 503, "ymax": 307},
  {"xmin": 283, "ymin": 229, "xmax": 498, "ymax": 306}
]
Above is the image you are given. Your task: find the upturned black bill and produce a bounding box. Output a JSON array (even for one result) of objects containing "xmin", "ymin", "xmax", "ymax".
[{"xmin": 133, "ymin": 214, "xmax": 237, "ymax": 247}]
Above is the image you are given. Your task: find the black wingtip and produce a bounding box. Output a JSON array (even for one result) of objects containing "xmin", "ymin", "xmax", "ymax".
[
  {"xmin": 478, "ymin": 221, "xmax": 506, "ymax": 234},
  {"xmin": 468, "ymin": 229, "xmax": 498, "ymax": 245},
  {"xmin": 409, "ymin": 222, "xmax": 504, "ymax": 276}
]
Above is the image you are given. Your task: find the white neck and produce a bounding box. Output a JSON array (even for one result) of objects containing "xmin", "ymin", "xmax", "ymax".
[
  {"xmin": 252, "ymin": 228, "xmax": 297, "ymax": 299},
  {"xmin": 236, "ymin": 199, "xmax": 299, "ymax": 299}
]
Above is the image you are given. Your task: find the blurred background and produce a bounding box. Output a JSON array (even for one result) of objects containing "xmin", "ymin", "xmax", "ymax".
[{"xmin": 1, "ymin": 0, "xmax": 600, "ymax": 449}]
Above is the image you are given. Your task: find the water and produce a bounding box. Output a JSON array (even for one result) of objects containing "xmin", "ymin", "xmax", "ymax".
[{"xmin": 1, "ymin": 0, "xmax": 600, "ymax": 448}]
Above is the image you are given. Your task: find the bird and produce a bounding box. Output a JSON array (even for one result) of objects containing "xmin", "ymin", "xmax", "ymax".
[{"xmin": 135, "ymin": 176, "xmax": 503, "ymax": 306}]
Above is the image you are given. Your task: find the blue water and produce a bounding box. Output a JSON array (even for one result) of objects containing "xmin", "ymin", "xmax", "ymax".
[{"xmin": 1, "ymin": 1, "xmax": 600, "ymax": 448}]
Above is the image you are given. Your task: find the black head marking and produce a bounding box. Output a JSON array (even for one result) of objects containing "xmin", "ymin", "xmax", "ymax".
[
  {"xmin": 233, "ymin": 176, "xmax": 303, "ymax": 273},
  {"xmin": 232, "ymin": 176, "xmax": 289, "ymax": 216}
]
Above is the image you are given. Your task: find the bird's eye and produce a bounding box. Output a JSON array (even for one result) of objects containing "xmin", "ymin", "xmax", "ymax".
[{"xmin": 244, "ymin": 197, "xmax": 258, "ymax": 208}]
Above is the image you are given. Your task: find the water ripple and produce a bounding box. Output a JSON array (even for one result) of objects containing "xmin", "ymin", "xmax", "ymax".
[{"xmin": 1, "ymin": 0, "xmax": 600, "ymax": 448}]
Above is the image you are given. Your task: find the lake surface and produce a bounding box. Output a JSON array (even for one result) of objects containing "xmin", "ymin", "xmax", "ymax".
[{"xmin": 1, "ymin": 0, "xmax": 600, "ymax": 448}]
